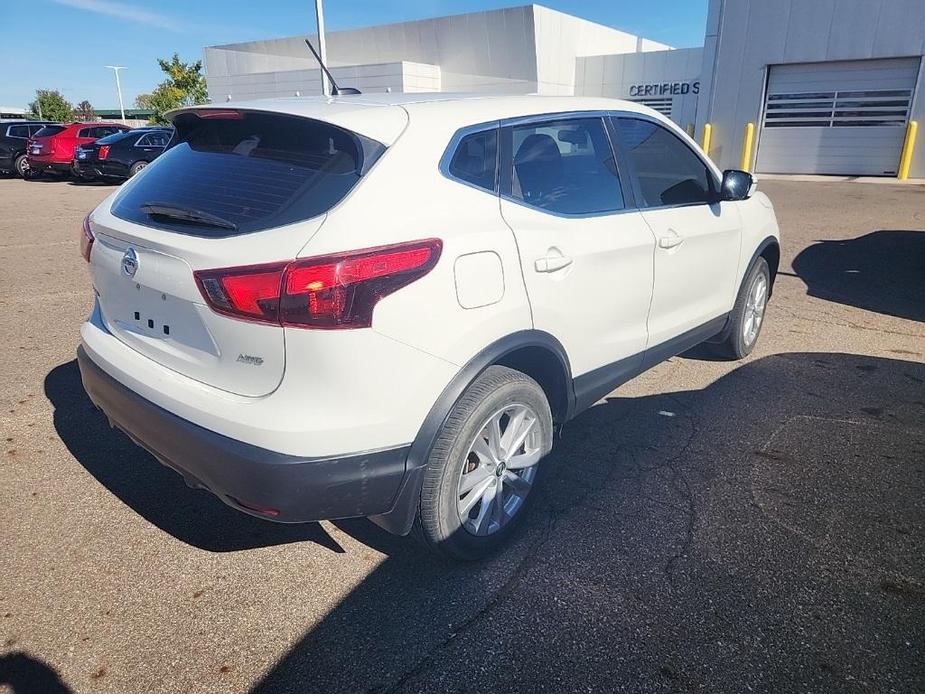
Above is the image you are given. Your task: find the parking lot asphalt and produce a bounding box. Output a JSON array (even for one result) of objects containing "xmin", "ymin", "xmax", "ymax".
[{"xmin": 1, "ymin": 176, "xmax": 923, "ymax": 694}]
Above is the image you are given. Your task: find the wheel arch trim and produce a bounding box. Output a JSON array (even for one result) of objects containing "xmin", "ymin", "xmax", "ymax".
[{"xmin": 368, "ymin": 330, "xmax": 573, "ymax": 535}]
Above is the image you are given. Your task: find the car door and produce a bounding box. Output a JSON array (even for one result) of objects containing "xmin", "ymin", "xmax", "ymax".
[
  {"xmin": 134, "ymin": 132, "xmax": 167, "ymax": 160},
  {"xmin": 498, "ymin": 115, "xmax": 656, "ymax": 409},
  {"xmin": 611, "ymin": 116, "xmax": 741, "ymax": 351}
]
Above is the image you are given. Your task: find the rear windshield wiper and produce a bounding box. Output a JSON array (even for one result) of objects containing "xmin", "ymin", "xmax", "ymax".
[{"xmin": 140, "ymin": 203, "xmax": 237, "ymax": 231}]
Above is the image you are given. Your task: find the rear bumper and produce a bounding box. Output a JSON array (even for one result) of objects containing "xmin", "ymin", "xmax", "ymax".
[
  {"xmin": 75, "ymin": 159, "xmax": 127, "ymax": 179},
  {"xmin": 27, "ymin": 157, "xmax": 71, "ymax": 172},
  {"xmin": 77, "ymin": 345, "xmax": 410, "ymax": 523}
]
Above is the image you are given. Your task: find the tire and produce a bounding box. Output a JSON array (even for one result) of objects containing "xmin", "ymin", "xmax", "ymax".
[
  {"xmin": 128, "ymin": 161, "xmax": 148, "ymax": 177},
  {"xmin": 414, "ymin": 365, "xmax": 553, "ymax": 560},
  {"xmin": 717, "ymin": 257, "xmax": 770, "ymax": 360},
  {"xmin": 13, "ymin": 154, "xmax": 29, "ymax": 179}
]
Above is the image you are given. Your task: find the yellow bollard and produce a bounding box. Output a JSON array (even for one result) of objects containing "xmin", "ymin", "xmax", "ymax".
[
  {"xmin": 740, "ymin": 122, "xmax": 755, "ymax": 172},
  {"xmin": 701, "ymin": 123, "xmax": 712, "ymax": 157},
  {"xmin": 898, "ymin": 120, "xmax": 918, "ymax": 180}
]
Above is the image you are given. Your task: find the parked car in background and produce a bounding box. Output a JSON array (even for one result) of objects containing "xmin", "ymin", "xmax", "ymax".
[
  {"xmin": 77, "ymin": 95, "xmax": 780, "ymax": 560},
  {"xmin": 0, "ymin": 120, "xmax": 53, "ymax": 178},
  {"xmin": 27, "ymin": 122, "xmax": 130, "ymax": 178},
  {"xmin": 75, "ymin": 127, "xmax": 173, "ymax": 182}
]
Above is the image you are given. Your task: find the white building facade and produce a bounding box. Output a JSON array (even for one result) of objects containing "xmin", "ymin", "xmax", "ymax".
[{"xmin": 205, "ymin": 1, "xmax": 925, "ymax": 178}]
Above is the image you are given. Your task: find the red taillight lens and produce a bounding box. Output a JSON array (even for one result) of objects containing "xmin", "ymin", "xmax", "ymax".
[
  {"xmin": 194, "ymin": 239, "xmax": 442, "ymax": 329},
  {"xmin": 98, "ymin": 145, "xmax": 110, "ymax": 160},
  {"xmin": 80, "ymin": 214, "xmax": 94, "ymax": 262}
]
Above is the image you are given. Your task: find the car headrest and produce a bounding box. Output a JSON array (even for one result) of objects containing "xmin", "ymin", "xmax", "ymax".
[{"xmin": 514, "ymin": 134, "xmax": 561, "ymax": 165}]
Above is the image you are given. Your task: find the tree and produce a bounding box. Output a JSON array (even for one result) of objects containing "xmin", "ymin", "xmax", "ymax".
[
  {"xmin": 147, "ymin": 83, "xmax": 185, "ymax": 125},
  {"xmin": 144, "ymin": 53, "xmax": 209, "ymax": 124},
  {"xmin": 76, "ymin": 100, "xmax": 95, "ymax": 121},
  {"xmin": 28, "ymin": 90, "xmax": 74, "ymax": 122},
  {"xmin": 156, "ymin": 53, "xmax": 208, "ymax": 106}
]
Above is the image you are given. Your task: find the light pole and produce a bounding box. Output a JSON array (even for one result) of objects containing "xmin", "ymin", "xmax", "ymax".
[
  {"xmin": 314, "ymin": 0, "xmax": 330, "ymax": 96},
  {"xmin": 105, "ymin": 65, "xmax": 126, "ymax": 123}
]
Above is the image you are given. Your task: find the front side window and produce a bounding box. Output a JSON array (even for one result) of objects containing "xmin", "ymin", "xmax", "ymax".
[
  {"xmin": 614, "ymin": 117, "xmax": 715, "ymax": 207},
  {"xmin": 447, "ymin": 128, "xmax": 498, "ymax": 192},
  {"xmin": 508, "ymin": 117, "xmax": 623, "ymax": 215}
]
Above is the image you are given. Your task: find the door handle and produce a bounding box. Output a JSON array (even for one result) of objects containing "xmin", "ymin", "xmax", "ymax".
[
  {"xmin": 535, "ymin": 255, "xmax": 573, "ymax": 273},
  {"xmin": 658, "ymin": 230, "xmax": 685, "ymax": 250}
]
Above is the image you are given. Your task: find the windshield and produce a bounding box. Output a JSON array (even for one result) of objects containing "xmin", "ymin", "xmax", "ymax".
[
  {"xmin": 110, "ymin": 111, "xmax": 384, "ymax": 238},
  {"xmin": 33, "ymin": 125, "xmax": 66, "ymax": 138}
]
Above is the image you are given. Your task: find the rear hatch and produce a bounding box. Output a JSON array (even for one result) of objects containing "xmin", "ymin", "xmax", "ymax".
[
  {"xmin": 28, "ymin": 124, "xmax": 66, "ymax": 157},
  {"xmin": 89, "ymin": 106, "xmax": 403, "ymax": 397},
  {"xmin": 75, "ymin": 142, "xmax": 100, "ymax": 163}
]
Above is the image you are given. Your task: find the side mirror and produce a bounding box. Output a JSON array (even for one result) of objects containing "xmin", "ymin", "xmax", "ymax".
[{"xmin": 720, "ymin": 169, "xmax": 755, "ymax": 201}]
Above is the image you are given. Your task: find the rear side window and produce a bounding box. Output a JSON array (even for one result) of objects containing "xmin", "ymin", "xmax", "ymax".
[
  {"xmin": 111, "ymin": 111, "xmax": 384, "ymax": 237},
  {"xmin": 137, "ymin": 131, "xmax": 170, "ymax": 147},
  {"xmin": 447, "ymin": 128, "xmax": 498, "ymax": 192},
  {"xmin": 97, "ymin": 131, "xmax": 132, "ymax": 145},
  {"xmin": 33, "ymin": 125, "xmax": 66, "ymax": 138},
  {"xmin": 508, "ymin": 117, "xmax": 623, "ymax": 215},
  {"xmin": 7, "ymin": 125, "xmax": 29, "ymax": 138},
  {"xmin": 614, "ymin": 117, "xmax": 715, "ymax": 207}
]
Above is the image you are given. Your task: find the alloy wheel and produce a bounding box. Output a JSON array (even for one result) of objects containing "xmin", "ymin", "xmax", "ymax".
[
  {"xmin": 456, "ymin": 403, "xmax": 541, "ymax": 536},
  {"xmin": 743, "ymin": 272, "xmax": 768, "ymax": 347}
]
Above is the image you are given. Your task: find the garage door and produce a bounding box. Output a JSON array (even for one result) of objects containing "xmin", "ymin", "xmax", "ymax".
[{"xmin": 756, "ymin": 58, "xmax": 919, "ymax": 176}]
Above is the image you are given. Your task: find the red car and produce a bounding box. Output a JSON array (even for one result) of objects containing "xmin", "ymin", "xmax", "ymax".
[{"xmin": 27, "ymin": 122, "xmax": 130, "ymax": 177}]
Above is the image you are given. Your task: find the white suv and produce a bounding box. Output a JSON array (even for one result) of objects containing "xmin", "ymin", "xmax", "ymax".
[{"xmin": 77, "ymin": 94, "xmax": 780, "ymax": 560}]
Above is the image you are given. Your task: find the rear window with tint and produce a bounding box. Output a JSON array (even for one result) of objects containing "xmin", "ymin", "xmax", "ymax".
[
  {"xmin": 111, "ymin": 111, "xmax": 384, "ymax": 237},
  {"xmin": 33, "ymin": 125, "xmax": 66, "ymax": 138},
  {"xmin": 97, "ymin": 130, "xmax": 134, "ymax": 145}
]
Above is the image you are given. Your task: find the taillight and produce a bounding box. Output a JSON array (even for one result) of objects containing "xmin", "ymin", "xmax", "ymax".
[
  {"xmin": 194, "ymin": 239, "xmax": 442, "ymax": 329},
  {"xmin": 98, "ymin": 145, "xmax": 110, "ymax": 160},
  {"xmin": 80, "ymin": 214, "xmax": 94, "ymax": 262}
]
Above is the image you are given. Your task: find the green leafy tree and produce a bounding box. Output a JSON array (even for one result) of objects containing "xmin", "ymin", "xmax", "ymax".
[
  {"xmin": 156, "ymin": 53, "xmax": 208, "ymax": 106},
  {"xmin": 145, "ymin": 53, "xmax": 209, "ymax": 124},
  {"xmin": 28, "ymin": 90, "xmax": 74, "ymax": 122},
  {"xmin": 76, "ymin": 100, "xmax": 95, "ymax": 121},
  {"xmin": 147, "ymin": 83, "xmax": 185, "ymax": 125},
  {"xmin": 134, "ymin": 93, "xmax": 153, "ymax": 110}
]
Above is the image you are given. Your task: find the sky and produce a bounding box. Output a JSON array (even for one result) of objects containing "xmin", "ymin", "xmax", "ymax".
[{"xmin": 0, "ymin": 0, "xmax": 708, "ymax": 111}]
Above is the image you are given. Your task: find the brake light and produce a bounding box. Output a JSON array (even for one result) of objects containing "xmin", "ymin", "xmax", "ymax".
[
  {"xmin": 194, "ymin": 239, "xmax": 442, "ymax": 329},
  {"xmin": 80, "ymin": 214, "xmax": 94, "ymax": 262},
  {"xmin": 98, "ymin": 145, "xmax": 110, "ymax": 160},
  {"xmin": 193, "ymin": 109, "xmax": 245, "ymax": 120}
]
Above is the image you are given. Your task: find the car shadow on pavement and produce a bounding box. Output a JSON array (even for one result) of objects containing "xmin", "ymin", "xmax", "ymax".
[
  {"xmin": 0, "ymin": 652, "xmax": 73, "ymax": 694},
  {"xmin": 792, "ymin": 229, "xmax": 925, "ymax": 322},
  {"xmin": 250, "ymin": 352, "xmax": 925, "ymax": 693},
  {"xmin": 43, "ymin": 360, "xmax": 346, "ymax": 554}
]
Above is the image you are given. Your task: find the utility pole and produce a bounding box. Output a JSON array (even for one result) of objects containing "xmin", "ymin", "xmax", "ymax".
[
  {"xmin": 105, "ymin": 65, "xmax": 126, "ymax": 123},
  {"xmin": 314, "ymin": 0, "xmax": 330, "ymax": 96}
]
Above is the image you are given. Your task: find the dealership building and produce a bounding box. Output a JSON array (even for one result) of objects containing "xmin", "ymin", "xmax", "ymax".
[{"xmin": 205, "ymin": 0, "xmax": 925, "ymax": 178}]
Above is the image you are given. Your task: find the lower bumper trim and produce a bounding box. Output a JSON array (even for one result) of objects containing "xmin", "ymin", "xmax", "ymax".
[{"xmin": 76, "ymin": 346, "xmax": 410, "ymax": 523}]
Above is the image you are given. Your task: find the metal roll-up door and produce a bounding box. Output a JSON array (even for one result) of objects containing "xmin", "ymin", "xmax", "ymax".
[{"xmin": 756, "ymin": 58, "xmax": 919, "ymax": 176}]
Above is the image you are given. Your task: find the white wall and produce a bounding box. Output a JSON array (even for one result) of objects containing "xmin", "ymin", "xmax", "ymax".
[
  {"xmin": 204, "ymin": 4, "xmax": 672, "ymax": 101},
  {"xmin": 697, "ymin": 0, "xmax": 925, "ymax": 177},
  {"xmin": 576, "ymin": 47, "xmax": 702, "ymax": 128},
  {"xmin": 206, "ymin": 62, "xmax": 441, "ymax": 101},
  {"xmin": 531, "ymin": 5, "xmax": 670, "ymax": 96}
]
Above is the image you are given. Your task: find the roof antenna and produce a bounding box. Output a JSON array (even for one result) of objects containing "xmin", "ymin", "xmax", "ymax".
[{"xmin": 303, "ymin": 38, "xmax": 361, "ymax": 96}]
